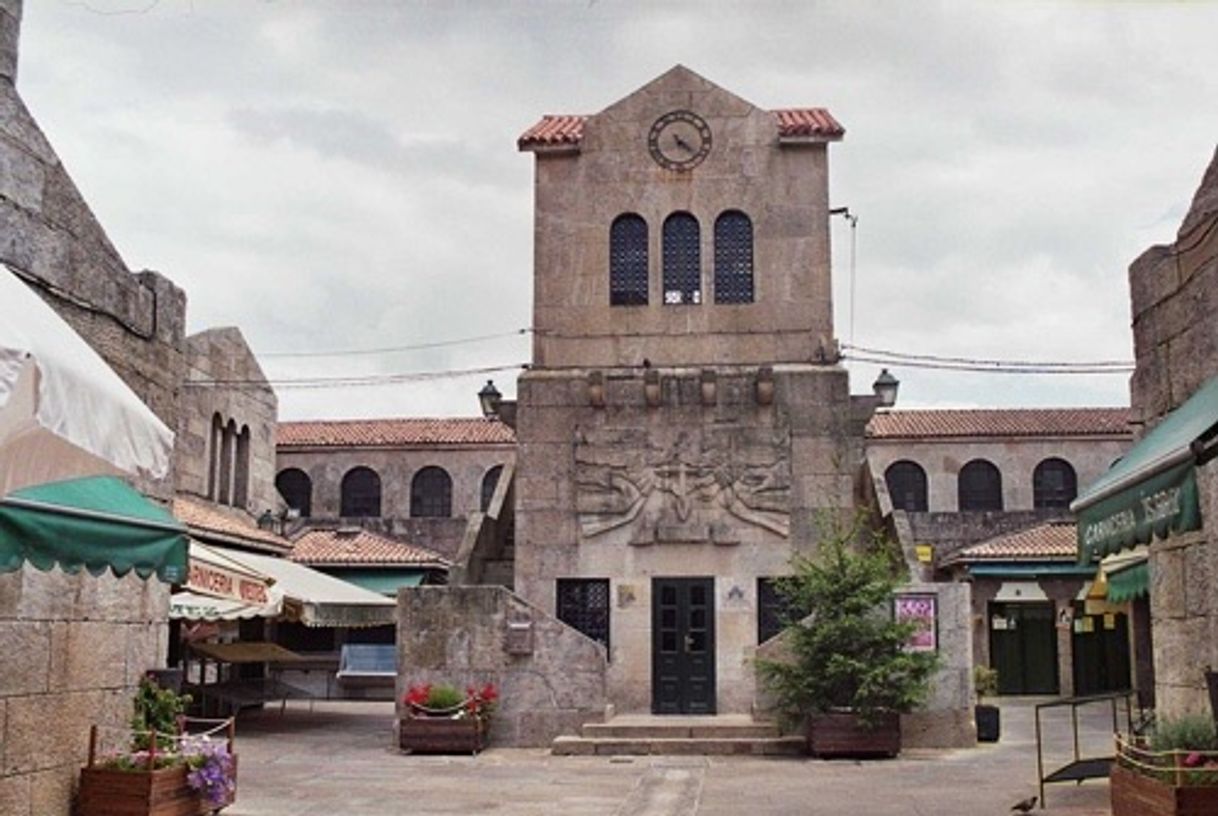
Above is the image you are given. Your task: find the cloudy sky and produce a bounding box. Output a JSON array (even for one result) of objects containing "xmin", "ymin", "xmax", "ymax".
[{"xmin": 16, "ymin": 1, "xmax": 1218, "ymax": 420}]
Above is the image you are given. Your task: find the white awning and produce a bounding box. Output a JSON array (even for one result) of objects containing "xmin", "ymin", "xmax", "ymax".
[
  {"xmin": 170, "ymin": 590, "xmax": 281, "ymax": 621},
  {"xmin": 170, "ymin": 539, "xmax": 284, "ymax": 621}
]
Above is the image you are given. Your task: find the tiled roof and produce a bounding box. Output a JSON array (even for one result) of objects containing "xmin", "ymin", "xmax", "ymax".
[
  {"xmin": 290, "ymin": 528, "xmax": 449, "ymax": 568},
  {"xmin": 867, "ymin": 408, "xmax": 1132, "ymax": 440},
  {"xmin": 277, "ymin": 418, "xmax": 515, "ymax": 448},
  {"xmin": 173, "ymin": 496, "xmax": 292, "ymax": 554},
  {"xmin": 517, "ymin": 108, "xmax": 844, "ymax": 150},
  {"xmin": 942, "ymin": 521, "xmax": 1078, "ymax": 565}
]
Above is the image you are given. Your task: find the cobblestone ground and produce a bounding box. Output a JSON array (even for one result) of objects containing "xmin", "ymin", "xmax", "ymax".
[{"xmin": 224, "ymin": 699, "xmax": 1117, "ymax": 816}]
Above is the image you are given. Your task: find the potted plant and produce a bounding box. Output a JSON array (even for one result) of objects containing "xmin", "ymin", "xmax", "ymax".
[
  {"xmin": 1111, "ymin": 713, "xmax": 1218, "ymax": 816},
  {"xmin": 78, "ymin": 675, "xmax": 237, "ymax": 816},
  {"xmin": 399, "ymin": 681, "xmax": 498, "ymax": 754},
  {"xmin": 756, "ymin": 517, "xmax": 938, "ymax": 758},
  {"xmin": 974, "ymin": 665, "xmax": 1000, "ymax": 742}
]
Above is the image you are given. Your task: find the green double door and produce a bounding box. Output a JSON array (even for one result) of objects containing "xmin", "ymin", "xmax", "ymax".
[
  {"xmin": 989, "ymin": 602, "xmax": 1059, "ymax": 695},
  {"xmin": 652, "ymin": 577, "xmax": 716, "ymax": 714}
]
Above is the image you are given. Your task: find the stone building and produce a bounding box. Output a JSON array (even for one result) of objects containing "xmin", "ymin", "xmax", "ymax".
[
  {"xmin": 1073, "ymin": 146, "xmax": 1218, "ymax": 718},
  {"xmin": 275, "ymin": 418, "xmax": 515, "ymax": 562},
  {"xmin": 510, "ymin": 66, "xmax": 877, "ymax": 721},
  {"xmin": 0, "ymin": 2, "xmax": 186, "ymax": 812}
]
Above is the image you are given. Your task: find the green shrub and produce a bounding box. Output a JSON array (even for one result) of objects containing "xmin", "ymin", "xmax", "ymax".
[
  {"xmin": 425, "ymin": 684, "xmax": 466, "ymax": 711},
  {"xmin": 130, "ymin": 676, "xmax": 190, "ymax": 752},
  {"xmin": 973, "ymin": 666, "xmax": 999, "ymax": 700},
  {"xmin": 1150, "ymin": 714, "xmax": 1218, "ymax": 753}
]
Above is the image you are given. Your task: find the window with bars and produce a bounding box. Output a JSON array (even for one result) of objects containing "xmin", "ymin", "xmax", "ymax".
[
  {"xmin": 609, "ymin": 214, "xmax": 649, "ymax": 306},
  {"xmin": 714, "ymin": 210, "xmax": 753, "ymax": 303},
  {"xmin": 757, "ymin": 577, "xmax": 788, "ymax": 644},
  {"xmin": 1033, "ymin": 458, "xmax": 1077, "ymax": 509},
  {"xmin": 340, "ymin": 466, "xmax": 381, "ymax": 517},
  {"xmin": 480, "ymin": 465, "xmax": 503, "ymax": 512},
  {"xmin": 411, "ymin": 466, "xmax": 453, "ymax": 518},
  {"xmin": 958, "ymin": 459, "xmax": 1003, "ymax": 512},
  {"xmin": 275, "ymin": 468, "xmax": 312, "ymax": 517},
  {"xmin": 885, "ymin": 460, "xmax": 928, "ymax": 512},
  {"xmin": 662, "ymin": 212, "xmax": 701, "ymax": 305},
  {"xmin": 556, "ymin": 578, "xmax": 610, "ymax": 652}
]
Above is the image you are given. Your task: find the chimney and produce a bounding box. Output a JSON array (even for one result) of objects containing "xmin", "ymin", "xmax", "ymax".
[{"xmin": 0, "ymin": 0, "xmax": 21, "ymax": 84}]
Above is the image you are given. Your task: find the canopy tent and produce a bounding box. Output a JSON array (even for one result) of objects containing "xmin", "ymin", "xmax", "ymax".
[
  {"xmin": 1101, "ymin": 546, "xmax": 1150, "ymax": 604},
  {"xmin": 172, "ymin": 544, "xmax": 394, "ymax": 627},
  {"xmin": 0, "ymin": 476, "xmax": 187, "ymax": 582},
  {"xmin": 1073, "ymin": 375, "xmax": 1218, "ymax": 563},
  {"xmin": 0, "ymin": 266, "xmax": 173, "ymax": 493},
  {"xmin": 169, "ymin": 539, "xmax": 283, "ymax": 620}
]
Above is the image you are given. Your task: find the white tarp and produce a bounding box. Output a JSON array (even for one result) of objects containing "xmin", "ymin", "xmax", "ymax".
[
  {"xmin": 0, "ymin": 266, "xmax": 173, "ymax": 492},
  {"xmin": 170, "ymin": 540, "xmax": 284, "ymax": 621}
]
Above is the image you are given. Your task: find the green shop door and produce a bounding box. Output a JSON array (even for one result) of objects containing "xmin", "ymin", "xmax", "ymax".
[
  {"xmin": 1071, "ymin": 603, "xmax": 1132, "ymax": 696},
  {"xmin": 652, "ymin": 577, "xmax": 716, "ymax": 714},
  {"xmin": 989, "ymin": 602, "xmax": 1059, "ymax": 695}
]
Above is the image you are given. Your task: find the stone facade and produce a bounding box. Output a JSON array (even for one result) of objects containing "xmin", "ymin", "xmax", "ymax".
[
  {"xmin": 178, "ymin": 327, "xmax": 279, "ymax": 515},
  {"xmin": 515, "ymin": 67, "xmax": 862, "ymax": 721},
  {"xmin": 1127, "ymin": 147, "xmax": 1218, "ymax": 718},
  {"xmin": 397, "ymin": 586, "xmax": 608, "ymax": 747}
]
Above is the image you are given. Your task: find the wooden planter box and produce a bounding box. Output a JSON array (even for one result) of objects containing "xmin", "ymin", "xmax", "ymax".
[
  {"xmin": 78, "ymin": 759, "xmax": 237, "ymax": 816},
  {"xmin": 399, "ymin": 715, "xmax": 487, "ymax": 754},
  {"xmin": 808, "ymin": 711, "xmax": 901, "ymax": 758},
  {"xmin": 1111, "ymin": 763, "xmax": 1218, "ymax": 816}
]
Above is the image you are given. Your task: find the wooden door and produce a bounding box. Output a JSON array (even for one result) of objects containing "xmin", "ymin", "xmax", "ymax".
[{"xmin": 652, "ymin": 577, "xmax": 716, "ymax": 714}]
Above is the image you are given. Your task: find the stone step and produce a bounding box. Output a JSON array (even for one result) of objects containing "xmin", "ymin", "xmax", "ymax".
[
  {"xmin": 551, "ymin": 735, "xmax": 806, "ymax": 757},
  {"xmin": 581, "ymin": 721, "xmax": 779, "ymax": 739}
]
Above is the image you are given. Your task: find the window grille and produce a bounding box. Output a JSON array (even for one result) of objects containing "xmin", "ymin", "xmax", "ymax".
[
  {"xmin": 714, "ymin": 211, "xmax": 754, "ymax": 303},
  {"xmin": 1033, "ymin": 458, "xmax": 1077, "ymax": 509},
  {"xmin": 609, "ymin": 214, "xmax": 649, "ymax": 306},
  {"xmin": 662, "ymin": 212, "xmax": 701, "ymax": 305},
  {"xmin": 275, "ymin": 468, "xmax": 312, "ymax": 517},
  {"xmin": 885, "ymin": 460, "xmax": 928, "ymax": 512},
  {"xmin": 341, "ymin": 467, "xmax": 382, "ymax": 517},
  {"xmin": 757, "ymin": 578, "xmax": 793, "ymax": 644},
  {"xmin": 411, "ymin": 466, "xmax": 452, "ymax": 518},
  {"xmin": 557, "ymin": 578, "xmax": 610, "ymax": 651},
  {"xmin": 958, "ymin": 459, "xmax": 1003, "ymax": 512},
  {"xmin": 481, "ymin": 465, "xmax": 503, "ymax": 512}
]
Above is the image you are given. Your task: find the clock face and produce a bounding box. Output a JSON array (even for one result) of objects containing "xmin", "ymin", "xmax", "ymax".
[{"xmin": 648, "ymin": 110, "xmax": 712, "ymax": 172}]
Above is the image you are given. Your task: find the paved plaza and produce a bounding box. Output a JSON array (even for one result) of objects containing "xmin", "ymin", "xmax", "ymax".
[{"xmin": 224, "ymin": 699, "xmax": 1117, "ymax": 816}]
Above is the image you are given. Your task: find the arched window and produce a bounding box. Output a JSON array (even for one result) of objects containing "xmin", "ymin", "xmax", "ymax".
[
  {"xmin": 958, "ymin": 459, "xmax": 1003, "ymax": 512},
  {"xmin": 714, "ymin": 210, "xmax": 753, "ymax": 303},
  {"xmin": 885, "ymin": 460, "xmax": 928, "ymax": 512},
  {"xmin": 1033, "ymin": 458, "xmax": 1077, "ymax": 509},
  {"xmin": 233, "ymin": 425, "xmax": 251, "ymax": 509},
  {"xmin": 481, "ymin": 465, "xmax": 504, "ymax": 512},
  {"xmin": 411, "ymin": 466, "xmax": 452, "ymax": 518},
  {"xmin": 662, "ymin": 212, "xmax": 701, "ymax": 305},
  {"xmin": 341, "ymin": 467, "xmax": 381, "ymax": 517},
  {"xmin": 207, "ymin": 413, "xmax": 223, "ymax": 500},
  {"xmin": 219, "ymin": 419, "xmax": 237, "ymax": 506},
  {"xmin": 276, "ymin": 468, "xmax": 312, "ymax": 517},
  {"xmin": 609, "ymin": 214, "xmax": 648, "ymax": 306}
]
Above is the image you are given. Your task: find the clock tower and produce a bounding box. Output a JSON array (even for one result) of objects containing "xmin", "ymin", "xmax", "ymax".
[{"xmin": 514, "ymin": 66, "xmax": 859, "ymax": 717}]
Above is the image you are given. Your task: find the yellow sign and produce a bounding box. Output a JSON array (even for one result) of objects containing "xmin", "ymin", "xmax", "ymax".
[
  {"xmin": 915, "ymin": 544, "xmax": 934, "ymax": 563},
  {"xmin": 1104, "ymin": 613, "xmax": 1116, "ymax": 630}
]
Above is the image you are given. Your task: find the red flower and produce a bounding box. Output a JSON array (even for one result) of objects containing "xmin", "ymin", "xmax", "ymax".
[{"xmin": 403, "ymin": 683, "xmax": 431, "ymax": 707}]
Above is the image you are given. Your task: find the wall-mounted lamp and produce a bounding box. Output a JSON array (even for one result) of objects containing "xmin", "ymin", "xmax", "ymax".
[
  {"xmin": 478, "ymin": 379, "xmax": 503, "ymax": 419},
  {"xmin": 755, "ymin": 365, "xmax": 774, "ymax": 406},
  {"xmin": 700, "ymin": 369, "xmax": 716, "ymax": 406},
  {"xmin": 587, "ymin": 370, "xmax": 605, "ymax": 408},
  {"xmin": 644, "ymin": 368, "xmax": 661, "ymax": 408},
  {"xmin": 872, "ymin": 368, "xmax": 899, "ymax": 408}
]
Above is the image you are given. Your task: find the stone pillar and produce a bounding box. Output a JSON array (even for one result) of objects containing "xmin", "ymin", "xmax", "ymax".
[{"xmin": 0, "ymin": 0, "xmax": 19, "ymax": 85}]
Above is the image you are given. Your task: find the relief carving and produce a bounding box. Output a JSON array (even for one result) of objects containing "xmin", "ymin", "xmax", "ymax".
[{"xmin": 575, "ymin": 425, "xmax": 790, "ymax": 540}]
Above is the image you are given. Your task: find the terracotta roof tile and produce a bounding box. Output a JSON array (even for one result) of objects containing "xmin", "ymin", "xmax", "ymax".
[
  {"xmin": 866, "ymin": 408, "xmax": 1132, "ymax": 440},
  {"xmin": 517, "ymin": 108, "xmax": 844, "ymax": 150},
  {"xmin": 943, "ymin": 521, "xmax": 1078, "ymax": 564},
  {"xmin": 290, "ymin": 528, "xmax": 449, "ymax": 568},
  {"xmin": 173, "ymin": 496, "xmax": 292, "ymax": 553},
  {"xmin": 277, "ymin": 418, "xmax": 515, "ymax": 448}
]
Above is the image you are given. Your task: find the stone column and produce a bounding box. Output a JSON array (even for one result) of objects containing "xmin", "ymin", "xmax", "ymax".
[{"xmin": 0, "ymin": 0, "xmax": 20, "ymax": 85}]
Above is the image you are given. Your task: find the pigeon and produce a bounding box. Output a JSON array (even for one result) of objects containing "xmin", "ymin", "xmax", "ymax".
[{"xmin": 1010, "ymin": 795, "xmax": 1037, "ymax": 813}]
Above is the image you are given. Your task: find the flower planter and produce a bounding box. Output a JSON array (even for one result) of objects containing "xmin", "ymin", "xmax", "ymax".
[
  {"xmin": 399, "ymin": 715, "xmax": 487, "ymax": 754},
  {"xmin": 78, "ymin": 760, "xmax": 237, "ymax": 816},
  {"xmin": 1111, "ymin": 763, "xmax": 1218, "ymax": 816},
  {"xmin": 807, "ymin": 711, "xmax": 900, "ymax": 758}
]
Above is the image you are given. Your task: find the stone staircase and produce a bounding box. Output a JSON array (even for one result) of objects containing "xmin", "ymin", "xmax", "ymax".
[{"xmin": 551, "ymin": 714, "xmax": 805, "ymax": 756}]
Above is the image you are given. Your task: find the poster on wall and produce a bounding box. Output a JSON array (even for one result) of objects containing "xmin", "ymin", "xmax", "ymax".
[{"xmin": 894, "ymin": 593, "xmax": 938, "ymax": 653}]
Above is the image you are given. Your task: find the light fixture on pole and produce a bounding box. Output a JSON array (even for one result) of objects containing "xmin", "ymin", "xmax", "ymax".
[
  {"xmin": 872, "ymin": 368, "xmax": 899, "ymax": 408},
  {"xmin": 478, "ymin": 380, "xmax": 502, "ymax": 419}
]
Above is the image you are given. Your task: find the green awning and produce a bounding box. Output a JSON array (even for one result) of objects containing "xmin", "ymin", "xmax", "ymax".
[
  {"xmin": 0, "ymin": 476, "xmax": 187, "ymax": 582},
  {"xmin": 328, "ymin": 568, "xmax": 425, "ymax": 596},
  {"xmin": 967, "ymin": 563, "xmax": 1097, "ymax": 578},
  {"xmin": 1073, "ymin": 376, "xmax": 1218, "ymax": 563},
  {"xmin": 1107, "ymin": 560, "xmax": 1149, "ymax": 603}
]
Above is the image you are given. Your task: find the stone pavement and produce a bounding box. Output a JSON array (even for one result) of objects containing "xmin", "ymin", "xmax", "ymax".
[{"xmin": 224, "ymin": 699, "xmax": 1117, "ymax": 816}]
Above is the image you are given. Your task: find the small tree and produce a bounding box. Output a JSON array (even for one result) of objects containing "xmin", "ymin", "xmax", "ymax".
[{"xmin": 757, "ymin": 515, "xmax": 938, "ymax": 728}]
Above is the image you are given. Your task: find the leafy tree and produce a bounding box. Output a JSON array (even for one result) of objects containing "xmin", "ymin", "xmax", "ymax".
[{"xmin": 757, "ymin": 515, "xmax": 938, "ymax": 728}]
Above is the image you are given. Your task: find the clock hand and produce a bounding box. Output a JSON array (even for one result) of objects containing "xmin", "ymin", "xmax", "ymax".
[{"xmin": 672, "ymin": 133, "xmax": 693, "ymax": 153}]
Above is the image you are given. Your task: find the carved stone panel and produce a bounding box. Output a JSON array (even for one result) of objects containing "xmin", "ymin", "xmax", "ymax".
[{"xmin": 575, "ymin": 424, "xmax": 791, "ymax": 542}]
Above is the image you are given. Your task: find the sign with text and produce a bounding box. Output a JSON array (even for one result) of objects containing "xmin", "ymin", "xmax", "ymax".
[{"xmin": 894, "ymin": 593, "xmax": 938, "ymax": 653}]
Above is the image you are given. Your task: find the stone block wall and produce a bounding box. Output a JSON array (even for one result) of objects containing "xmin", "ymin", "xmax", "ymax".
[
  {"xmin": 1127, "ymin": 147, "xmax": 1218, "ymax": 717},
  {"xmin": 397, "ymin": 585, "xmax": 607, "ymax": 747},
  {"xmin": 0, "ymin": 567, "xmax": 169, "ymax": 815}
]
